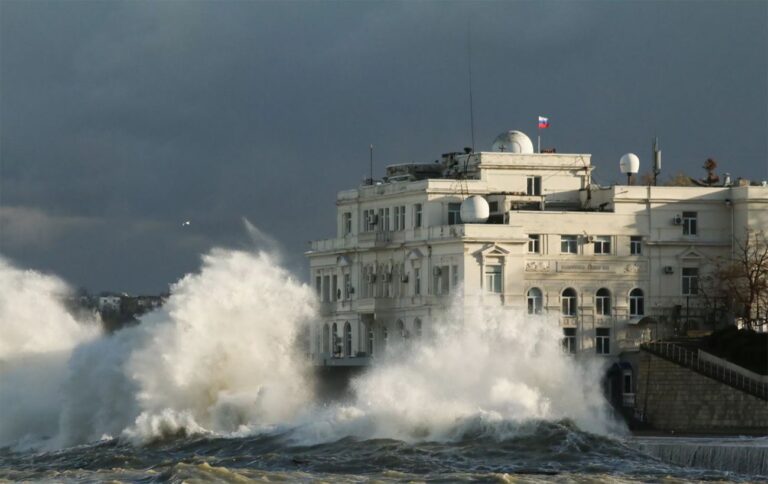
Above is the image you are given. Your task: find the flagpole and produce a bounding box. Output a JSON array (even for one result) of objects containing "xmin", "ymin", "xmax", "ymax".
[{"xmin": 537, "ymin": 127, "xmax": 541, "ymax": 154}]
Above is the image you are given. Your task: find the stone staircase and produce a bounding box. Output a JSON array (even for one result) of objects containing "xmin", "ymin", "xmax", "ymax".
[{"xmin": 640, "ymin": 341, "xmax": 768, "ymax": 401}]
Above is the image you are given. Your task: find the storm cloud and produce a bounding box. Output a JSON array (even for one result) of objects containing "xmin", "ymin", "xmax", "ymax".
[{"xmin": 1, "ymin": 0, "xmax": 766, "ymax": 292}]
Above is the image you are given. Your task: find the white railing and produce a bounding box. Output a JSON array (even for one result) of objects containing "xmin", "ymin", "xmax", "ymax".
[{"xmin": 641, "ymin": 342, "xmax": 767, "ymax": 400}]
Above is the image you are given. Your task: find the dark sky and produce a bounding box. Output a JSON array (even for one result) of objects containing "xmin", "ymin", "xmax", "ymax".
[{"xmin": 1, "ymin": 0, "xmax": 766, "ymax": 293}]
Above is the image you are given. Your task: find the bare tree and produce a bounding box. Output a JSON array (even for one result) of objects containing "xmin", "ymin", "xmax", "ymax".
[{"xmin": 705, "ymin": 229, "xmax": 768, "ymax": 331}]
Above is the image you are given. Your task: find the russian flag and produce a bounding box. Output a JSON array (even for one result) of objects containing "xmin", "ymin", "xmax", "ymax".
[{"xmin": 538, "ymin": 116, "xmax": 550, "ymax": 129}]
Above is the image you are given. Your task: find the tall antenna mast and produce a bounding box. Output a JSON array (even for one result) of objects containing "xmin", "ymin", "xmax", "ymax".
[
  {"xmin": 467, "ymin": 20, "xmax": 476, "ymax": 153},
  {"xmin": 369, "ymin": 144, "xmax": 374, "ymax": 185},
  {"xmin": 653, "ymin": 137, "xmax": 661, "ymax": 186}
]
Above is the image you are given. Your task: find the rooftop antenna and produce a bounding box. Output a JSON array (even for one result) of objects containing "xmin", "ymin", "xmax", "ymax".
[
  {"xmin": 369, "ymin": 144, "xmax": 374, "ymax": 185},
  {"xmin": 653, "ymin": 137, "xmax": 661, "ymax": 186},
  {"xmin": 467, "ymin": 20, "xmax": 476, "ymax": 153}
]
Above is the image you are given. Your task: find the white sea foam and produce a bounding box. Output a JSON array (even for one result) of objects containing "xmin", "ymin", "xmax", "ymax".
[
  {"xmin": 1, "ymin": 245, "xmax": 623, "ymax": 451},
  {"xmin": 289, "ymin": 294, "xmax": 624, "ymax": 444},
  {"xmin": 0, "ymin": 258, "xmax": 100, "ymax": 449}
]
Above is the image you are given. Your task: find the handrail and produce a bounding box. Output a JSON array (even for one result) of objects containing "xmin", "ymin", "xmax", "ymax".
[{"xmin": 640, "ymin": 341, "xmax": 768, "ymax": 401}]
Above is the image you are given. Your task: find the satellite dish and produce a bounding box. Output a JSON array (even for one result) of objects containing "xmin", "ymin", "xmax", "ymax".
[{"xmin": 619, "ymin": 153, "xmax": 640, "ymax": 185}]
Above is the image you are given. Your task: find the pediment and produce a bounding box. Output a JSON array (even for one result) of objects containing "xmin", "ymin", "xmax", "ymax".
[
  {"xmin": 407, "ymin": 249, "xmax": 424, "ymax": 260},
  {"xmin": 677, "ymin": 247, "xmax": 705, "ymax": 260},
  {"xmin": 337, "ymin": 255, "xmax": 352, "ymax": 267},
  {"xmin": 474, "ymin": 243, "xmax": 511, "ymax": 257}
]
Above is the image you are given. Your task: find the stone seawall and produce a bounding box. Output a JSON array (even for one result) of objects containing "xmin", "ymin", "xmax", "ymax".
[{"xmin": 636, "ymin": 351, "xmax": 768, "ymax": 434}]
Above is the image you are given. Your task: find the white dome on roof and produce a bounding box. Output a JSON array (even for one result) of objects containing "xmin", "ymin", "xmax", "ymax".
[
  {"xmin": 492, "ymin": 130, "xmax": 534, "ymax": 154},
  {"xmin": 460, "ymin": 196, "xmax": 490, "ymax": 224}
]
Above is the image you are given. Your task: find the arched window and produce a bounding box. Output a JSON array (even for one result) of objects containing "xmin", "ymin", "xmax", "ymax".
[
  {"xmin": 344, "ymin": 322, "xmax": 352, "ymax": 357},
  {"xmin": 562, "ymin": 288, "xmax": 577, "ymax": 316},
  {"xmin": 414, "ymin": 318, "xmax": 422, "ymax": 338},
  {"xmin": 527, "ymin": 288, "xmax": 543, "ymax": 314},
  {"xmin": 629, "ymin": 288, "xmax": 644, "ymax": 316},
  {"xmin": 322, "ymin": 324, "xmax": 330, "ymax": 355},
  {"xmin": 596, "ymin": 288, "xmax": 611, "ymax": 316},
  {"xmin": 397, "ymin": 319, "xmax": 407, "ymax": 339},
  {"xmin": 331, "ymin": 322, "xmax": 339, "ymax": 357}
]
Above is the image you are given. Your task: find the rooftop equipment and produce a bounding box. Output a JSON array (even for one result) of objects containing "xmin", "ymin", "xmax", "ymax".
[{"xmin": 620, "ymin": 153, "xmax": 640, "ymax": 185}]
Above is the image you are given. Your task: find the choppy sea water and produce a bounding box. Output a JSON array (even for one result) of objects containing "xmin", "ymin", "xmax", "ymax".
[
  {"xmin": 2, "ymin": 249, "xmax": 766, "ymax": 482},
  {"xmin": 2, "ymin": 421, "xmax": 765, "ymax": 483}
]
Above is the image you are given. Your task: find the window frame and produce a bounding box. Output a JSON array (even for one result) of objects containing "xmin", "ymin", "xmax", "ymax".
[
  {"xmin": 629, "ymin": 288, "xmax": 644, "ymax": 316},
  {"xmin": 561, "ymin": 235, "xmax": 578, "ymax": 254},
  {"xmin": 526, "ymin": 176, "xmax": 542, "ymax": 196},
  {"xmin": 562, "ymin": 327, "xmax": 577, "ymax": 353},
  {"xmin": 594, "ymin": 236, "xmax": 611, "ymax": 255},
  {"xmin": 414, "ymin": 203, "xmax": 422, "ymax": 228},
  {"xmin": 447, "ymin": 202, "xmax": 462, "ymax": 225},
  {"xmin": 596, "ymin": 327, "xmax": 611, "ymax": 355},
  {"xmin": 630, "ymin": 236, "xmax": 642, "ymax": 255},
  {"xmin": 528, "ymin": 234, "xmax": 541, "ymax": 254},
  {"xmin": 595, "ymin": 288, "xmax": 611, "ymax": 316},
  {"xmin": 682, "ymin": 267, "xmax": 699, "ymax": 296},
  {"xmin": 484, "ymin": 264, "xmax": 503, "ymax": 293},
  {"xmin": 682, "ymin": 211, "xmax": 697, "ymax": 236},
  {"xmin": 527, "ymin": 287, "xmax": 543, "ymax": 314},
  {"xmin": 561, "ymin": 288, "xmax": 578, "ymax": 316}
]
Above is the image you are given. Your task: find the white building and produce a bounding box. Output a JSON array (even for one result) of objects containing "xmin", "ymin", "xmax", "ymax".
[{"xmin": 306, "ymin": 130, "xmax": 768, "ymax": 367}]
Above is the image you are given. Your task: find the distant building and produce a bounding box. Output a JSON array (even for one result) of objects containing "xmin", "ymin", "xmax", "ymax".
[
  {"xmin": 306, "ymin": 130, "xmax": 768, "ymax": 370},
  {"xmin": 98, "ymin": 295, "xmax": 122, "ymax": 312}
]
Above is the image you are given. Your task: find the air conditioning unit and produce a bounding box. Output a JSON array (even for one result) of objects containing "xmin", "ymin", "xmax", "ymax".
[
  {"xmin": 585, "ymin": 235, "xmax": 595, "ymax": 243},
  {"xmin": 672, "ymin": 215, "xmax": 683, "ymax": 225},
  {"xmin": 663, "ymin": 266, "xmax": 675, "ymax": 274}
]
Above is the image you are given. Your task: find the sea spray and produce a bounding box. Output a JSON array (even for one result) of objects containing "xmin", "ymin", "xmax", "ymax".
[
  {"xmin": 2, "ymin": 248, "xmax": 624, "ymax": 451},
  {"xmin": 0, "ymin": 258, "xmax": 100, "ymax": 448},
  {"xmin": 1, "ymin": 249, "xmax": 317, "ymax": 449},
  {"xmin": 291, "ymin": 293, "xmax": 625, "ymax": 444}
]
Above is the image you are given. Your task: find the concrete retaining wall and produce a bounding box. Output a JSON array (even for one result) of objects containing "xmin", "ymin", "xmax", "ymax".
[{"xmin": 636, "ymin": 351, "xmax": 768, "ymax": 434}]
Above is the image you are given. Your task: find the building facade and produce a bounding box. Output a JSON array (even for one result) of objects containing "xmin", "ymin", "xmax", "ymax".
[{"xmin": 306, "ymin": 130, "xmax": 768, "ymax": 371}]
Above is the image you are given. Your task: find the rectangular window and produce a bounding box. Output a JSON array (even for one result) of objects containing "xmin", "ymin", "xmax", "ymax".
[
  {"xmin": 596, "ymin": 328, "xmax": 611, "ymax": 355},
  {"xmin": 682, "ymin": 267, "xmax": 699, "ymax": 295},
  {"xmin": 594, "ymin": 236, "xmax": 611, "ymax": 255},
  {"xmin": 527, "ymin": 176, "xmax": 542, "ymax": 196},
  {"xmin": 488, "ymin": 201, "xmax": 499, "ymax": 212},
  {"xmin": 623, "ymin": 373, "xmax": 633, "ymax": 394},
  {"xmin": 414, "ymin": 204, "xmax": 422, "ymax": 228},
  {"xmin": 332, "ymin": 275, "xmax": 338, "ymax": 301},
  {"xmin": 562, "ymin": 328, "xmax": 576, "ymax": 354},
  {"xmin": 344, "ymin": 273, "xmax": 351, "ymax": 299},
  {"xmin": 343, "ymin": 212, "xmax": 352, "ymax": 235},
  {"xmin": 414, "ymin": 268, "xmax": 421, "ymax": 296},
  {"xmin": 682, "ymin": 211, "xmax": 697, "ymax": 236},
  {"xmin": 528, "ymin": 234, "xmax": 540, "ymax": 253},
  {"xmin": 322, "ymin": 275, "xmax": 330, "ymax": 303},
  {"xmin": 448, "ymin": 203, "xmax": 462, "ymax": 225},
  {"xmin": 393, "ymin": 207, "xmax": 400, "ymax": 232},
  {"xmin": 398, "ymin": 206, "xmax": 406, "ymax": 230},
  {"xmin": 452, "ymin": 264, "xmax": 459, "ymax": 287},
  {"xmin": 630, "ymin": 236, "xmax": 642, "ymax": 255},
  {"xmin": 384, "ymin": 207, "xmax": 390, "ymax": 231},
  {"xmin": 484, "ymin": 265, "xmax": 503, "ymax": 293},
  {"xmin": 561, "ymin": 235, "xmax": 578, "ymax": 254},
  {"xmin": 315, "ymin": 276, "xmax": 322, "ymax": 298},
  {"xmin": 363, "ymin": 210, "xmax": 370, "ymax": 232}
]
